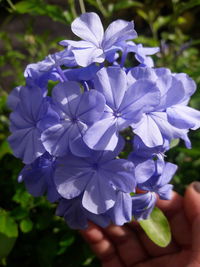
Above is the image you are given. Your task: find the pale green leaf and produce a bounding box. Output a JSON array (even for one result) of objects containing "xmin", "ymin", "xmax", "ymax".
[
  {"xmin": 139, "ymin": 207, "xmax": 171, "ymax": 247},
  {"xmin": 170, "ymin": 138, "xmax": 180, "ymax": 149}
]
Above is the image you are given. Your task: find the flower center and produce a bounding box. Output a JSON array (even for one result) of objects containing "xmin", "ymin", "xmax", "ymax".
[
  {"xmin": 92, "ymin": 162, "xmax": 99, "ymax": 171},
  {"xmin": 113, "ymin": 110, "xmax": 122, "ymax": 118}
]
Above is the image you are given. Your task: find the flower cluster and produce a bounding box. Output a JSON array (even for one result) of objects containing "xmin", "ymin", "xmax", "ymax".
[{"xmin": 8, "ymin": 12, "xmax": 200, "ymax": 229}]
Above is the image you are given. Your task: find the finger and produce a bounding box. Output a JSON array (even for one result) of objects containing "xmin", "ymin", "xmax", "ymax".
[
  {"xmin": 156, "ymin": 191, "xmax": 183, "ymax": 218},
  {"xmin": 132, "ymin": 222, "xmax": 180, "ymax": 257},
  {"xmin": 157, "ymin": 191, "xmax": 191, "ymax": 247},
  {"xmin": 189, "ymin": 214, "xmax": 200, "ymax": 266},
  {"xmin": 184, "ymin": 182, "xmax": 200, "ymax": 266},
  {"xmin": 132, "ymin": 191, "xmax": 189, "ymax": 255},
  {"xmin": 80, "ymin": 222, "xmax": 123, "ymax": 266},
  {"xmin": 103, "ymin": 224, "xmax": 148, "ymax": 266},
  {"xmin": 184, "ymin": 182, "xmax": 200, "ymax": 223}
]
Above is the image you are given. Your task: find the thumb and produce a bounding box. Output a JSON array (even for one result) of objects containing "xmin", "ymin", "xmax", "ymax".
[{"xmin": 184, "ymin": 182, "xmax": 200, "ymax": 267}]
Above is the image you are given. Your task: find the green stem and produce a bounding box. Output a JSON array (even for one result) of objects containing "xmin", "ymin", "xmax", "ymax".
[
  {"xmin": 96, "ymin": 0, "xmax": 108, "ymax": 17},
  {"xmin": 79, "ymin": 0, "xmax": 86, "ymax": 14},
  {"xmin": 6, "ymin": 0, "xmax": 16, "ymax": 10},
  {"xmin": 69, "ymin": 0, "xmax": 77, "ymax": 19}
]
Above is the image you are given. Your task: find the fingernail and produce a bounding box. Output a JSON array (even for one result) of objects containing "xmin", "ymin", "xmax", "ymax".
[{"xmin": 192, "ymin": 182, "xmax": 200, "ymax": 193}]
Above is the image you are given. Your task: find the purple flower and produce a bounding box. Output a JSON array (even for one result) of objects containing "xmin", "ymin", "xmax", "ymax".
[
  {"xmin": 8, "ymin": 85, "xmax": 59, "ymax": 164},
  {"xmin": 41, "ymin": 81, "xmax": 105, "ymax": 157},
  {"xmin": 54, "ymin": 138, "xmax": 136, "ymax": 214},
  {"xmin": 83, "ymin": 66, "xmax": 160, "ymax": 151},
  {"xmin": 129, "ymin": 67, "xmax": 199, "ymax": 148},
  {"xmin": 7, "ymin": 86, "xmax": 23, "ymax": 111},
  {"xmin": 166, "ymin": 73, "xmax": 200, "ymax": 130},
  {"xmin": 60, "ymin": 12, "xmax": 137, "ymax": 67},
  {"xmin": 132, "ymin": 192, "xmax": 157, "ymax": 220},
  {"xmin": 24, "ymin": 48, "xmax": 77, "ymax": 91},
  {"xmin": 137, "ymin": 159, "xmax": 177, "ymax": 200},
  {"xmin": 122, "ymin": 41, "xmax": 159, "ymax": 67},
  {"xmin": 128, "ymin": 135, "xmax": 169, "ymax": 184},
  {"xmin": 56, "ymin": 196, "xmax": 110, "ymax": 229},
  {"xmin": 108, "ymin": 191, "xmax": 132, "ymax": 225},
  {"xmin": 7, "ymin": 11, "xmax": 200, "ymax": 230},
  {"xmin": 63, "ymin": 63, "xmax": 101, "ymax": 90},
  {"xmin": 18, "ymin": 152, "xmax": 60, "ymax": 202}
]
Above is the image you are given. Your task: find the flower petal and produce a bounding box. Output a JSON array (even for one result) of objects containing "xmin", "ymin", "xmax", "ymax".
[
  {"xmin": 135, "ymin": 159, "xmax": 156, "ymax": 184},
  {"xmin": 72, "ymin": 47, "xmax": 104, "ymax": 67},
  {"xmin": 133, "ymin": 114, "xmax": 164, "ymax": 147},
  {"xmin": 101, "ymin": 159, "xmax": 135, "ymax": 192},
  {"xmin": 94, "ymin": 67, "xmax": 127, "ymax": 110},
  {"xmin": 52, "ymin": 81, "xmax": 81, "ymax": 116},
  {"xmin": 8, "ymin": 128, "xmax": 45, "ymax": 164},
  {"xmin": 103, "ymin": 20, "xmax": 137, "ymax": 50},
  {"xmin": 83, "ymin": 117, "xmax": 118, "ymax": 151},
  {"xmin": 82, "ymin": 173, "xmax": 117, "ymax": 214},
  {"xmin": 157, "ymin": 184, "xmax": 173, "ymax": 200},
  {"xmin": 167, "ymin": 105, "xmax": 200, "ymax": 130},
  {"xmin": 41, "ymin": 122, "xmax": 72, "ymax": 156},
  {"xmin": 151, "ymin": 112, "xmax": 191, "ymax": 144},
  {"xmin": 110, "ymin": 192, "xmax": 132, "ymax": 225},
  {"xmin": 54, "ymin": 156, "xmax": 92, "ymax": 199},
  {"xmin": 76, "ymin": 89, "xmax": 105, "ymax": 124},
  {"xmin": 120, "ymin": 79, "xmax": 160, "ymax": 121},
  {"xmin": 71, "ymin": 12, "xmax": 104, "ymax": 47},
  {"xmin": 158, "ymin": 162, "xmax": 178, "ymax": 186}
]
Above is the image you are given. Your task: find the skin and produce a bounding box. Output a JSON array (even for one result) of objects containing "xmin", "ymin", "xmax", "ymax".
[{"xmin": 80, "ymin": 182, "xmax": 200, "ymax": 267}]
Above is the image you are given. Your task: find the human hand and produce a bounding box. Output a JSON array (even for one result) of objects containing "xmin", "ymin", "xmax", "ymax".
[{"xmin": 80, "ymin": 182, "xmax": 200, "ymax": 267}]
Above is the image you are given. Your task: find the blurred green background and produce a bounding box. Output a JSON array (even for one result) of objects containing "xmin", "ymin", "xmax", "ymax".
[{"xmin": 0, "ymin": 0, "xmax": 200, "ymax": 266}]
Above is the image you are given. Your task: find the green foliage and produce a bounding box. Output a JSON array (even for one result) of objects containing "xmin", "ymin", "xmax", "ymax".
[
  {"xmin": 138, "ymin": 207, "xmax": 171, "ymax": 247},
  {"xmin": 0, "ymin": 0, "xmax": 200, "ymax": 265},
  {"xmin": 0, "ymin": 209, "xmax": 18, "ymax": 238},
  {"xmin": 6, "ymin": 0, "xmax": 74, "ymax": 24},
  {"xmin": 0, "ymin": 209, "xmax": 18, "ymax": 263}
]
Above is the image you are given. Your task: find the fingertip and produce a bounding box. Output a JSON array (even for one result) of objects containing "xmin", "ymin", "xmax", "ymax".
[{"xmin": 80, "ymin": 221, "xmax": 104, "ymax": 243}]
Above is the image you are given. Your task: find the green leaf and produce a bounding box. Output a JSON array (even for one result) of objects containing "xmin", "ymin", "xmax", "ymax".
[
  {"xmin": 20, "ymin": 218, "xmax": 33, "ymax": 233},
  {"xmin": 113, "ymin": 1, "xmax": 143, "ymax": 11},
  {"xmin": 174, "ymin": 0, "xmax": 200, "ymax": 14},
  {"xmin": 13, "ymin": 1, "xmax": 68, "ymax": 24},
  {"xmin": 57, "ymin": 236, "xmax": 75, "ymax": 255},
  {"xmin": 152, "ymin": 16, "xmax": 172, "ymax": 32},
  {"xmin": 170, "ymin": 138, "xmax": 180, "ymax": 149},
  {"xmin": 137, "ymin": 9, "xmax": 149, "ymax": 21},
  {"xmin": 0, "ymin": 209, "xmax": 18, "ymax": 238},
  {"xmin": 13, "ymin": 1, "xmax": 36, "ymax": 13},
  {"xmin": 0, "ymin": 233, "xmax": 16, "ymax": 259},
  {"xmin": 139, "ymin": 207, "xmax": 171, "ymax": 247},
  {"xmin": 0, "ymin": 141, "xmax": 12, "ymax": 160}
]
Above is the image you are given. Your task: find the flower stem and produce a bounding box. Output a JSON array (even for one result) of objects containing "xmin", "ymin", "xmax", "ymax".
[
  {"xmin": 96, "ymin": 0, "xmax": 108, "ymax": 17},
  {"xmin": 83, "ymin": 81, "xmax": 90, "ymax": 92},
  {"xmin": 79, "ymin": 0, "xmax": 86, "ymax": 14},
  {"xmin": 56, "ymin": 66, "xmax": 67, "ymax": 82},
  {"xmin": 120, "ymin": 48, "xmax": 128, "ymax": 67}
]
